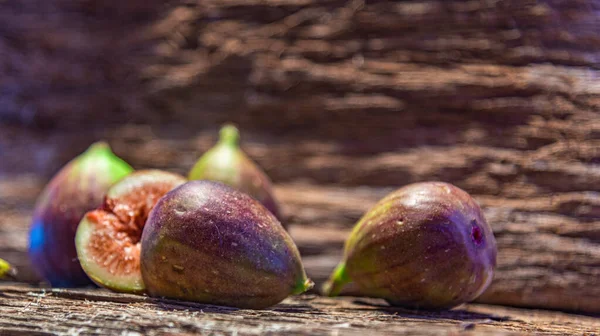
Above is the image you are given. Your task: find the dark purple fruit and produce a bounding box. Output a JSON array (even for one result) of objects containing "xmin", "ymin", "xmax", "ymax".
[
  {"xmin": 323, "ymin": 182, "xmax": 497, "ymax": 310},
  {"xmin": 28, "ymin": 142, "xmax": 133, "ymax": 287},
  {"xmin": 75, "ymin": 170, "xmax": 186, "ymax": 293},
  {"xmin": 141, "ymin": 180, "xmax": 312, "ymax": 309},
  {"xmin": 188, "ymin": 124, "xmax": 281, "ymax": 220}
]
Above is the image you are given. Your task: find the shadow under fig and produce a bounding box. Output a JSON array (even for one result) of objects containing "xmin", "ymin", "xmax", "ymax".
[{"xmin": 351, "ymin": 298, "xmax": 511, "ymax": 323}]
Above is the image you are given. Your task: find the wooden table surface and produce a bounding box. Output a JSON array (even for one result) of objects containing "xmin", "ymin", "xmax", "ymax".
[{"xmin": 1, "ymin": 284, "xmax": 599, "ymax": 335}]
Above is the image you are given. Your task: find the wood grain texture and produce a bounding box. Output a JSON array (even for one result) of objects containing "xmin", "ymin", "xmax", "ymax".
[
  {"xmin": 0, "ymin": 284, "xmax": 599, "ymax": 335},
  {"xmin": 0, "ymin": 0, "xmax": 599, "ymax": 316}
]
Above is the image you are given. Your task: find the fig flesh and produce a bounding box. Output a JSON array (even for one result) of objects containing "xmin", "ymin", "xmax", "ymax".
[
  {"xmin": 323, "ymin": 182, "xmax": 497, "ymax": 310},
  {"xmin": 141, "ymin": 180, "xmax": 312, "ymax": 309},
  {"xmin": 75, "ymin": 170, "xmax": 186, "ymax": 293},
  {"xmin": 28, "ymin": 142, "xmax": 133, "ymax": 287},
  {"xmin": 188, "ymin": 124, "xmax": 281, "ymax": 220}
]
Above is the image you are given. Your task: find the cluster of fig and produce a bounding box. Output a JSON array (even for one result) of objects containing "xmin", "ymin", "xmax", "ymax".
[
  {"xmin": 28, "ymin": 126, "xmax": 310, "ymax": 309},
  {"xmin": 27, "ymin": 125, "xmax": 497, "ymax": 311}
]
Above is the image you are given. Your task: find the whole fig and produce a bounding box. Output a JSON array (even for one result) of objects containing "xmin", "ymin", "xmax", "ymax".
[
  {"xmin": 323, "ymin": 182, "xmax": 497, "ymax": 310},
  {"xmin": 188, "ymin": 124, "xmax": 281, "ymax": 220},
  {"xmin": 75, "ymin": 170, "xmax": 186, "ymax": 293},
  {"xmin": 28, "ymin": 142, "xmax": 133, "ymax": 287},
  {"xmin": 141, "ymin": 180, "xmax": 312, "ymax": 309}
]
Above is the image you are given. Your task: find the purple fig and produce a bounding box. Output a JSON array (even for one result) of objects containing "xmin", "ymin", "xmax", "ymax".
[
  {"xmin": 188, "ymin": 124, "xmax": 281, "ymax": 220},
  {"xmin": 140, "ymin": 180, "xmax": 312, "ymax": 309},
  {"xmin": 323, "ymin": 182, "xmax": 497, "ymax": 310},
  {"xmin": 75, "ymin": 170, "xmax": 186, "ymax": 293},
  {"xmin": 28, "ymin": 142, "xmax": 133, "ymax": 287}
]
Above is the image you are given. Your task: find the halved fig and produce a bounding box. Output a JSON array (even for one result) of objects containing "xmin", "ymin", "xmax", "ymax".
[{"xmin": 75, "ymin": 170, "xmax": 186, "ymax": 293}]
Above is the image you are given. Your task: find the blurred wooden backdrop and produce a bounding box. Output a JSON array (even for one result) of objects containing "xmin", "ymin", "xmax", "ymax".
[{"xmin": 0, "ymin": 0, "xmax": 599, "ymax": 313}]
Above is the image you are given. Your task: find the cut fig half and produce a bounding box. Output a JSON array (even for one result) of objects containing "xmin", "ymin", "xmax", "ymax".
[{"xmin": 75, "ymin": 170, "xmax": 186, "ymax": 293}]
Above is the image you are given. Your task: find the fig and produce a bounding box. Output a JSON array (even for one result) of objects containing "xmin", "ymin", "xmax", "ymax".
[
  {"xmin": 188, "ymin": 124, "xmax": 281, "ymax": 220},
  {"xmin": 323, "ymin": 182, "xmax": 497, "ymax": 310},
  {"xmin": 0, "ymin": 258, "xmax": 16, "ymax": 280},
  {"xmin": 28, "ymin": 142, "xmax": 133, "ymax": 287},
  {"xmin": 75, "ymin": 170, "xmax": 186, "ymax": 293},
  {"xmin": 141, "ymin": 180, "xmax": 312, "ymax": 309}
]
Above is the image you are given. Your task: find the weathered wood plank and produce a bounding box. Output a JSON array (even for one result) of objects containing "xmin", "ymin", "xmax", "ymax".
[{"xmin": 0, "ymin": 284, "xmax": 599, "ymax": 335}]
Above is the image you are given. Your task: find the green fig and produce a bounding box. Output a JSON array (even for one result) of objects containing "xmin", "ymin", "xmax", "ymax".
[
  {"xmin": 0, "ymin": 258, "xmax": 16, "ymax": 280},
  {"xmin": 323, "ymin": 182, "xmax": 497, "ymax": 310},
  {"xmin": 28, "ymin": 142, "xmax": 133, "ymax": 287},
  {"xmin": 75, "ymin": 170, "xmax": 186, "ymax": 293},
  {"xmin": 141, "ymin": 180, "xmax": 312, "ymax": 309},
  {"xmin": 188, "ymin": 124, "xmax": 281, "ymax": 220}
]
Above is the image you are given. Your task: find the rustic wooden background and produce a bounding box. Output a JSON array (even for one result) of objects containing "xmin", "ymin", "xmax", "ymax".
[{"xmin": 0, "ymin": 0, "xmax": 599, "ymax": 334}]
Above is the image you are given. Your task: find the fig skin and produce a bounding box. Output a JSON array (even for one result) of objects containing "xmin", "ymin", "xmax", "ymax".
[
  {"xmin": 323, "ymin": 182, "xmax": 497, "ymax": 310},
  {"xmin": 75, "ymin": 170, "xmax": 186, "ymax": 293},
  {"xmin": 188, "ymin": 124, "xmax": 281, "ymax": 220},
  {"xmin": 28, "ymin": 142, "xmax": 133, "ymax": 287},
  {"xmin": 141, "ymin": 180, "xmax": 312, "ymax": 309}
]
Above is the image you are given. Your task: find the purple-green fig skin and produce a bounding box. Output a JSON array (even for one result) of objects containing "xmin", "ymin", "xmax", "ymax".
[
  {"xmin": 28, "ymin": 142, "xmax": 133, "ymax": 287},
  {"xmin": 328, "ymin": 182, "xmax": 497, "ymax": 310},
  {"xmin": 140, "ymin": 180, "xmax": 311, "ymax": 309},
  {"xmin": 235, "ymin": 157, "xmax": 280, "ymax": 220},
  {"xmin": 188, "ymin": 125, "xmax": 281, "ymax": 221}
]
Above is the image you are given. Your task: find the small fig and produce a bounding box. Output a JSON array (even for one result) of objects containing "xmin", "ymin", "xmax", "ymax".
[
  {"xmin": 188, "ymin": 124, "xmax": 281, "ymax": 220},
  {"xmin": 141, "ymin": 180, "xmax": 312, "ymax": 309},
  {"xmin": 0, "ymin": 258, "xmax": 17, "ymax": 280},
  {"xmin": 75, "ymin": 170, "xmax": 186, "ymax": 293},
  {"xmin": 323, "ymin": 182, "xmax": 497, "ymax": 310},
  {"xmin": 28, "ymin": 142, "xmax": 133, "ymax": 287}
]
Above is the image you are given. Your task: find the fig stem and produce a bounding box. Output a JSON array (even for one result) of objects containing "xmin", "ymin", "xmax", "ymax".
[
  {"xmin": 219, "ymin": 124, "xmax": 240, "ymax": 147},
  {"xmin": 322, "ymin": 262, "xmax": 350, "ymax": 297},
  {"xmin": 292, "ymin": 278, "xmax": 315, "ymax": 295},
  {"xmin": 87, "ymin": 141, "xmax": 111, "ymax": 153}
]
